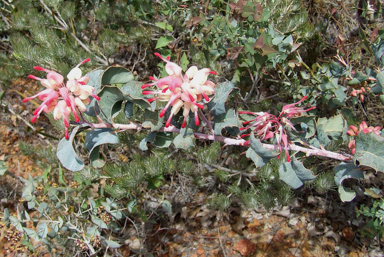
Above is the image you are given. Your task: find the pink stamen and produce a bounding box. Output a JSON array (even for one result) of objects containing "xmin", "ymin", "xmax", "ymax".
[
  {"xmin": 142, "ymin": 91, "xmax": 156, "ymax": 95},
  {"xmin": 165, "ymin": 115, "xmax": 173, "ymax": 127},
  {"xmin": 34, "ymin": 66, "xmax": 47, "ymax": 72},
  {"xmin": 141, "ymin": 84, "xmax": 153, "ymax": 89},
  {"xmin": 64, "ymin": 128, "xmax": 69, "ymax": 140},
  {"xmin": 182, "ymin": 117, "xmax": 187, "ymax": 128},
  {"xmin": 80, "ymin": 58, "xmax": 91, "ymax": 65},
  {"xmin": 90, "ymin": 93, "xmax": 100, "ymax": 101},
  {"xmin": 147, "ymin": 97, "xmax": 160, "ymax": 103},
  {"xmin": 194, "ymin": 111, "xmax": 199, "ymax": 126},
  {"xmin": 149, "ymin": 76, "xmax": 157, "ymax": 81},
  {"xmin": 193, "ymin": 103, "xmax": 204, "ymax": 109},
  {"xmin": 28, "ymin": 74, "xmax": 40, "ymax": 80}
]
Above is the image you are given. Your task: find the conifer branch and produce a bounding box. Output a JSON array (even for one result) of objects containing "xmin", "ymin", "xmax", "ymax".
[
  {"xmin": 39, "ymin": 0, "xmax": 108, "ymax": 66},
  {"xmin": 88, "ymin": 122, "xmax": 352, "ymax": 162}
]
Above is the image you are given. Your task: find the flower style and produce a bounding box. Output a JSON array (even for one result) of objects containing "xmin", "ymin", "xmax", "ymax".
[
  {"xmin": 347, "ymin": 121, "xmax": 381, "ymax": 154},
  {"xmin": 240, "ymin": 96, "xmax": 315, "ymax": 162},
  {"xmin": 24, "ymin": 59, "xmax": 99, "ymax": 139},
  {"xmin": 142, "ymin": 53, "xmax": 216, "ymax": 128}
]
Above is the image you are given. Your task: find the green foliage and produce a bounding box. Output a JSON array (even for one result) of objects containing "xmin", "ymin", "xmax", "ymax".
[
  {"xmin": 314, "ymin": 171, "xmax": 336, "ymax": 195},
  {"xmin": 357, "ymin": 199, "xmax": 384, "ymax": 240},
  {"xmin": 208, "ymin": 193, "xmax": 231, "ymax": 211},
  {"xmin": 254, "ymin": 158, "xmax": 294, "ymax": 210},
  {"xmin": 197, "ymin": 142, "xmax": 221, "ymax": 165}
]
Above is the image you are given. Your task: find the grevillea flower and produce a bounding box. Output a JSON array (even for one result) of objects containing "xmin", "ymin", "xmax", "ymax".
[
  {"xmin": 347, "ymin": 121, "xmax": 381, "ymax": 154},
  {"xmin": 24, "ymin": 59, "xmax": 98, "ymax": 139},
  {"xmin": 240, "ymin": 96, "xmax": 315, "ymax": 162},
  {"xmin": 142, "ymin": 53, "xmax": 216, "ymax": 128},
  {"xmin": 350, "ymin": 86, "xmax": 366, "ymax": 102}
]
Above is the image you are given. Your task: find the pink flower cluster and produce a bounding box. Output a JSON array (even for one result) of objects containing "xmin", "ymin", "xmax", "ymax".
[
  {"xmin": 24, "ymin": 59, "xmax": 100, "ymax": 139},
  {"xmin": 350, "ymin": 86, "xmax": 366, "ymax": 102},
  {"xmin": 347, "ymin": 121, "xmax": 381, "ymax": 154},
  {"xmin": 142, "ymin": 53, "xmax": 216, "ymax": 128},
  {"xmin": 240, "ymin": 96, "xmax": 315, "ymax": 162}
]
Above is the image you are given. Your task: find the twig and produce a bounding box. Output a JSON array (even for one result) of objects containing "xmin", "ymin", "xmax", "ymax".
[
  {"xmin": 131, "ymin": 45, "xmax": 147, "ymax": 71},
  {"xmin": 205, "ymin": 163, "xmax": 257, "ymax": 178},
  {"xmin": 89, "ymin": 122, "xmax": 352, "ymax": 162},
  {"xmin": 39, "ymin": 0, "xmax": 108, "ymax": 66},
  {"xmin": 199, "ymin": 109, "xmax": 214, "ymax": 134},
  {"xmin": 39, "ymin": 0, "xmax": 68, "ymax": 30},
  {"xmin": 244, "ymin": 69, "xmax": 259, "ymax": 103},
  {"xmin": 70, "ymin": 32, "xmax": 108, "ymax": 65},
  {"xmin": 0, "ymin": 10, "xmax": 11, "ymax": 28},
  {"xmin": 1, "ymin": 102, "xmax": 48, "ymax": 140},
  {"xmin": 217, "ymin": 228, "xmax": 228, "ymax": 257},
  {"xmin": 5, "ymin": 170, "xmax": 28, "ymax": 184}
]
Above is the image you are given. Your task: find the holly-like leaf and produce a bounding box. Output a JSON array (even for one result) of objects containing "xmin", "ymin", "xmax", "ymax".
[
  {"xmin": 173, "ymin": 128, "xmax": 195, "ymax": 149},
  {"xmin": 348, "ymin": 71, "xmax": 369, "ymax": 85},
  {"xmin": 154, "ymin": 132, "xmax": 174, "ymax": 148},
  {"xmin": 124, "ymin": 102, "xmax": 134, "ymax": 119},
  {"xmin": 290, "ymin": 115, "xmax": 316, "ymax": 139},
  {"xmin": 101, "ymin": 66, "xmax": 134, "ymax": 85},
  {"xmin": 213, "ymin": 108, "xmax": 241, "ymax": 136},
  {"xmin": 142, "ymin": 110, "xmax": 164, "ymax": 131},
  {"xmin": 140, "ymin": 132, "xmax": 156, "ymax": 151},
  {"xmin": 98, "ymin": 83, "xmax": 152, "ymax": 121},
  {"xmin": 56, "ymin": 125, "xmax": 89, "ymax": 172},
  {"xmin": 279, "ymin": 158, "xmax": 316, "ymax": 189},
  {"xmin": 354, "ymin": 132, "xmax": 384, "ymax": 172},
  {"xmin": 207, "ymin": 81, "xmax": 238, "ymax": 116},
  {"xmin": 371, "ymin": 70, "xmax": 384, "ymax": 94},
  {"xmin": 334, "ymin": 162, "xmax": 364, "ymax": 202},
  {"xmin": 85, "ymin": 128, "xmax": 119, "ymax": 168},
  {"xmin": 97, "ymin": 86, "xmax": 125, "ymax": 120},
  {"xmin": 120, "ymin": 81, "xmax": 152, "ymax": 110},
  {"xmin": 85, "ymin": 69, "xmax": 104, "ymax": 92},
  {"xmin": 246, "ymin": 133, "xmax": 279, "ymax": 167}
]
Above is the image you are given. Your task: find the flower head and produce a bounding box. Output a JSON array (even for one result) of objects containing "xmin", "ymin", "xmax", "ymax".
[
  {"xmin": 240, "ymin": 96, "xmax": 315, "ymax": 162},
  {"xmin": 24, "ymin": 59, "xmax": 98, "ymax": 139},
  {"xmin": 143, "ymin": 53, "xmax": 216, "ymax": 128}
]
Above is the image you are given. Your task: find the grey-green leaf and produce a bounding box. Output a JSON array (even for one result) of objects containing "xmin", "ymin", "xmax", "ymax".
[
  {"xmin": 57, "ymin": 125, "xmax": 89, "ymax": 172},
  {"xmin": 334, "ymin": 162, "xmax": 364, "ymax": 202},
  {"xmin": 85, "ymin": 129, "xmax": 119, "ymax": 161},
  {"xmin": 105, "ymin": 239, "xmax": 121, "ymax": 248},
  {"xmin": 353, "ymin": 132, "xmax": 384, "ymax": 172},
  {"xmin": 101, "ymin": 66, "xmax": 134, "ymax": 85},
  {"xmin": 208, "ymin": 81, "xmax": 238, "ymax": 116}
]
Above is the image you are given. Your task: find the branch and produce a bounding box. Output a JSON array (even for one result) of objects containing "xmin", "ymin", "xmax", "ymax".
[
  {"xmin": 87, "ymin": 122, "xmax": 352, "ymax": 162},
  {"xmin": 39, "ymin": 0, "xmax": 108, "ymax": 66}
]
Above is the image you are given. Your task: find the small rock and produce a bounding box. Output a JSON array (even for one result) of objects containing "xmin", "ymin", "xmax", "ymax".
[
  {"xmin": 233, "ymin": 239, "xmax": 257, "ymax": 256},
  {"xmin": 128, "ymin": 238, "xmax": 141, "ymax": 250},
  {"xmin": 288, "ymin": 217, "xmax": 299, "ymax": 226}
]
